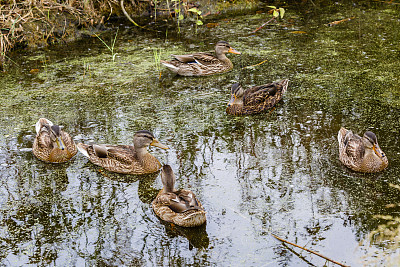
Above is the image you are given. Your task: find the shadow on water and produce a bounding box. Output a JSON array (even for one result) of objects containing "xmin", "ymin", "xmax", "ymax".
[{"xmin": 1, "ymin": 0, "xmax": 400, "ymax": 266}]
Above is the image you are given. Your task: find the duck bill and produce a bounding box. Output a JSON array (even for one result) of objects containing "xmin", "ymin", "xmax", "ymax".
[
  {"xmin": 228, "ymin": 47, "xmax": 241, "ymax": 55},
  {"xmin": 56, "ymin": 137, "xmax": 66, "ymax": 151},
  {"xmin": 150, "ymin": 139, "xmax": 169, "ymax": 150},
  {"xmin": 373, "ymin": 144, "xmax": 385, "ymax": 158},
  {"xmin": 227, "ymin": 94, "xmax": 236, "ymax": 106}
]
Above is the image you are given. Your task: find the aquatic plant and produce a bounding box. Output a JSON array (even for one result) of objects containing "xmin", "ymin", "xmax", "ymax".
[
  {"xmin": 269, "ymin": 6, "xmax": 285, "ymax": 19},
  {"xmin": 253, "ymin": 6, "xmax": 286, "ymax": 33},
  {"xmin": 94, "ymin": 28, "xmax": 118, "ymax": 63},
  {"xmin": 188, "ymin": 7, "xmax": 203, "ymax": 33},
  {"xmin": 172, "ymin": 0, "xmax": 185, "ymax": 33},
  {"xmin": 153, "ymin": 48, "xmax": 163, "ymax": 79},
  {"xmin": 82, "ymin": 60, "xmax": 92, "ymax": 81}
]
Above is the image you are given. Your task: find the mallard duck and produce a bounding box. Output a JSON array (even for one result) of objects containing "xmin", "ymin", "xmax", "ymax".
[
  {"xmin": 152, "ymin": 165, "xmax": 206, "ymax": 227},
  {"xmin": 160, "ymin": 41, "xmax": 241, "ymax": 76},
  {"xmin": 226, "ymin": 79, "xmax": 289, "ymax": 115},
  {"xmin": 338, "ymin": 127, "xmax": 388, "ymax": 173},
  {"xmin": 33, "ymin": 118, "xmax": 77, "ymax": 163},
  {"xmin": 77, "ymin": 130, "xmax": 169, "ymax": 175}
]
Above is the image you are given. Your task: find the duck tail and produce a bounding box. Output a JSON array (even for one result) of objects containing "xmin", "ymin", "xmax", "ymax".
[
  {"xmin": 77, "ymin": 143, "xmax": 90, "ymax": 158},
  {"xmin": 280, "ymin": 79, "xmax": 289, "ymax": 95},
  {"xmin": 338, "ymin": 127, "xmax": 349, "ymax": 146},
  {"xmin": 182, "ymin": 211, "xmax": 207, "ymax": 227},
  {"xmin": 35, "ymin": 118, "xmax": 53, "ymax": 134}
]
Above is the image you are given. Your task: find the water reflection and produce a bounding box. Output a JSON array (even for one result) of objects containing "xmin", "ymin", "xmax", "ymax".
[{"xmin": 157, "ymin": 220, "xmax": 209, "ymax": 250}]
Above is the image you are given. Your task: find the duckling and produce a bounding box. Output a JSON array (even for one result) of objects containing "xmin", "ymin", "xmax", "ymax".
[
  {"xmin": 77, "ymin": 130, "xmax": 169, "ymax": 175},
  {"xmin": 152, "ymin": 165, "xmax": 206, "ymax": 227},
  {"xmin": 33, "ymin": 118, "xmax": 77, "ymax": 163},
  {"xmin": 338, "ymin": 127, "xmax": 388, "ymax": 172},
  {"xmin": 161, "ymin": 41, "xmax": 241, "ymax": 76}
]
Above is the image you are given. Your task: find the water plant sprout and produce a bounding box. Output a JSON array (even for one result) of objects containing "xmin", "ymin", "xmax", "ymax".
[
  {"xmin": 188, "ymin": 7, "xmax": 203, "ymax": 33},
  {"xmin": 94, "ymin": 28, "xmax": 119, "ymax": 62}
]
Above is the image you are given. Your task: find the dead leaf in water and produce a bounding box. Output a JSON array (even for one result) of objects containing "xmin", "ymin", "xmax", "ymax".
[
  {"xmin": 327, "ymin": 16, "xmax": 356, "ymax": 26},
  {"xmin": 206, "ymin": 23, "xmax": 219, "ymax": 28},
  {"xmin": 290, "ymin": 31, "xmax": 307, "ymax": 34}
]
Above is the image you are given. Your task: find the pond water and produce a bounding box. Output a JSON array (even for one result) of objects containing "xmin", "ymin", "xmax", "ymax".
[{"xmin": 1, "ymin": 1, "xmax": 400, "ymax": 266}]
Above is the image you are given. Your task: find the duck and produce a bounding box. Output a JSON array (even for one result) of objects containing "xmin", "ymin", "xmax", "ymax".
[
  {"xmin": 160, "ymin": 41, "xmax": 241, "ymax": 76},
  {"xmin": 226, "ymin": 79, "xmax": 289, "ymax": 115},
  {"xmin": 152, "ymin": 165, "xmax": 206, "ymax": 227},
  {"xmin": 33, "ymin": 118, "xmax": 77, "ymax": 163},
  {"xmin": 77, "ymin": 130, "xmax": 169, "ymax": 175},
  {"xmin": 338, "ymin": 127, "xmax": 388, "ymax": 173}
]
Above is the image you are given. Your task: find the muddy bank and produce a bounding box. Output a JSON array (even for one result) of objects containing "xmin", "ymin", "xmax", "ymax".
[{"xmin": 0, "ymin": 1, "xmax": 130, "ymax": 66}]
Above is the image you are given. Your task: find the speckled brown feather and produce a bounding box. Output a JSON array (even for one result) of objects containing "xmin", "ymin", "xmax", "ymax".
[
  {"xmin": 78, "ymin": 143, "xmax": 161, "ymax": 175},
  {"xmin": 338, "ymin": 127, "xmax": 388, "ymax": 172},
  {"xmin": 226, "ymin": 79, "xmax": 289, "ymax": 115},
  {"xmin": 152, "ymin": 165, "xmax": 206, "ymax": 227},
  {"xmin": 33, "ymin": 119, "xmax": 77, "ymax": 163},
  {"xmin": 161, "ymin": 41, "xmax": 240, "ymax": 76},
  {"xmin": 152, "ymin": 189, "xmax": 206, "ymax": 227}
]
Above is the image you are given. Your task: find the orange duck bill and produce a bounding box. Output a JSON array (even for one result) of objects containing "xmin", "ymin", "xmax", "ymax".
[{"xmin": 228, "ymin": 47, "xmax": 241, "ymax": 54}]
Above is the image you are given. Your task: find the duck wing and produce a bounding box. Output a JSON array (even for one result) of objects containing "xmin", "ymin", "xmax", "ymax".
[
  {"xmin": 171, "ymin": 54, "xmax": 197, "ymax": 63},
  {"xmin": 102, "ymin": 145, "xmax": 135, "ymax": 165},
  {"xmin": 172, "ymin": 52, "xmax": 218, "ymax": 66},
  {"xmin": 35, "ymin": 129, "xmax": 53, "ymax": 149},
  {"xmin": 179, "ymin": 190, "xmax": 200, "ymax": 207},
  {"xmin": 341, "ymin": 130, "xmax": 365, "ymax": 160},
  {"xmin": 243, "ymin": 83, "xmax": 276, "ymax": 107},
  {"xmin": 60, "ymin": 130, "xmax": 77, "ymax": 154},
  {"xmin": 244, "ymin": 80, "xmax": 288, "ymax": 108},
  {"xmin": 172, "ymin": 190, "xmax": 203, "ymax": 212}
]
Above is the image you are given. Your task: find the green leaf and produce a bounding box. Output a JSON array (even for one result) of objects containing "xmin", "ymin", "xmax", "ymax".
[
  {"xmin": 178, "ymin": 14, "xmax": 184, "ymax": 20},
  {"xmin": 188, "ymin": 8, "xmax": 201, "ymax": 15},
  {"xmin": 196, "ymin": 20, "xmax": 203, "ymax": 25},
  {"xmin": 267, "ymin": 6, "xmax": 276, "ymax": 9},
  {"xmin": 279, "ymin": 8, "xmax": 285, "ymax": 18},
  {"xmin": 273, "ymin": 10, "xmax": 279, "ymax": 18}
]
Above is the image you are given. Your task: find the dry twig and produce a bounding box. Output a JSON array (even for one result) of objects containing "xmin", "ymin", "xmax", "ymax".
[{"xmin": 271, "ymin": 233, "xmax": 350, "ymax": 267}]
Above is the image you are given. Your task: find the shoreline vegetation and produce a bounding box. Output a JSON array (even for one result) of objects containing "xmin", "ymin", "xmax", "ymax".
[
  {"xmin": 0, "ymin": 0, "xmax": 146, "ymax": 68},
  {"xmin": 0, "ymin": 0, "xmax": 258, "ymax": 69}
]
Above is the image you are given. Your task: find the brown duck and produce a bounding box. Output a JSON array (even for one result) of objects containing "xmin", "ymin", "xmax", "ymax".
[
  {"xmin": 338, "ymin": 127, "xmax": 388, "ymax": 173},
  {"xmin": 77, "ymin": 130, "xmax": 169, "ymax": 175},
  {"xmin": 160, "ymin": 41, "xmax": 241, "ymax": 76},
  {"xmin": 152, "ymin": 165, "xmax": 206, "ymax": 227},
  {"xmin": 33, "ymin": 118, "xmax": 77, "ymax": 163},
  {"xmin": 226, "ymin": 79, "xmax": 289, "ymax": 115}
]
